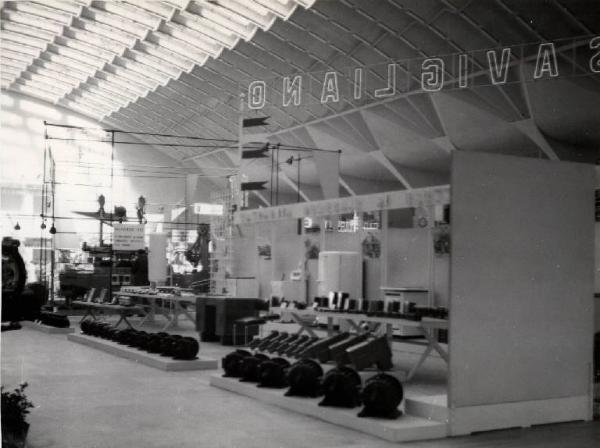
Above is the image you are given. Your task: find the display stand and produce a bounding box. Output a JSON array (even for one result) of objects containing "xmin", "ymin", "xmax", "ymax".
[
  {"xmin": 215, "ymin": 152, "xmax": 596, "ymax": 441},
  {"xmin": 209, "ymin": 375, "xmax": 447, "ymax": 442},
  {"xmin": 21, "ymin": 321, "xmax": 74, "ymax": 334},
  {"xmin": 67, "ymin": 333, "xmax": 217, "ymax": 371}
]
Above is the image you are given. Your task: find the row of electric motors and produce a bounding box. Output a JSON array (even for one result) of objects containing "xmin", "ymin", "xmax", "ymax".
[
  {"xmin": 222, "ymin": 351, "xmax": 404, "ymax": 419},
  {"xmin": 79, "ymin": 320, "xmax": 199, "ymax": 360},
  {"xmin": 244, "ymin": 330, "xmax": 393, "ymax": 371}
]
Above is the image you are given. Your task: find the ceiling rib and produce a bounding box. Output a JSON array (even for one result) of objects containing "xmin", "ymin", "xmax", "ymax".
[{"xmin": 0, "ymin": 0, "xmax": 317, "ymax": 121}]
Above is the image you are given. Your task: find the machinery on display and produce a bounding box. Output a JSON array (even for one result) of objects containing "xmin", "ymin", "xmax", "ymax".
[
  {"xmin": 285, "ymin": 359, "xmax": 323, "ymax": 398},
  {"xmin": 319, "ymin": 366, "xmax": 362, "ymax": 408},
  {"xmin": 358, "ymin": 373, "xmax": 404, "ymax": 419},
  {"xmin": 220, "ymin": 319, "xmax": 407, "ymax": 420},
  {"xmin": 312, "ymin": 295, "xmax": 448, "ymax": 321},
  {"xmin": 38, "ymin": 312, "xmax": 70, "ymax": 328},
  {"xmin": 79, "ymin": 321, "xmax": 199, "ymax": 360}
]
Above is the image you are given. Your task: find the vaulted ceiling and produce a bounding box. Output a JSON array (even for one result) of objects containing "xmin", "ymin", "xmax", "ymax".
[{"xmin": 2, "ymin": 0, "xmax": 599, "ymax": 205}]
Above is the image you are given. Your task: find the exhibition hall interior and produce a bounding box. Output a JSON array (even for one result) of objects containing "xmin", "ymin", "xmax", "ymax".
[{"xmin": 1, "ymin": 1, "xmax": 599, "ymax": 447}]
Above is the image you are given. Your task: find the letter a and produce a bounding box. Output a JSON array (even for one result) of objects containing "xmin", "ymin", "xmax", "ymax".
[
  {"xmin": 534, "ymin": 43, "xmax": 559, "ymax": 79},
  {"xmin": 321, "ymin": 72, "xmax": 340, "ymax": 104}
]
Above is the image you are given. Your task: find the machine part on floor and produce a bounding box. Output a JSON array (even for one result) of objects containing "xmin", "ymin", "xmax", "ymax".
[
  {"xmin": 172, "ymin": 337, "xmax": 200, "ymax": 360},
  {"xmin": 298, "ymin": 332, "xmax": 350, "ymax": 360},
  {"xmin": 257, "ymin": 357, "xmax": 290, "ymax": 388},
  {"xmin": 327, "ymin": 333, "xmax": 370, "ymax": 365},
  {"xmin": 248, "ymin": 330, "xmax": 279, "ymax": 349},
  {"xmin": 281, "ymin": 335, "xmax": 310, "ymax": 356},
  {"xmin": 222, "ymin": 350, "xmax": 253, "ymax": 377},
  {"xmin": 358, "ymin": 373, "xmax": 404, "ymax": 419},
  {"xmin": 285, "ymin": 358, "xmax": 324, "ymax": 397},
  {"xmin": 319, "ymin": 366, "xmax": 362, "ymax": 408},
  {"xmin": 259, "ymin": 332, "xmax": 290, "ymax": 352},
  {"xmin": 346, "ymin": 335, "xmax": 393, "ymax": 371},
  {"xmin": 240, "ymin": 353, "xmax": 270, "ymax": 382},
  {"xmin": 288, "ymin": 337, "xmax": 319, "ymax": 357}
]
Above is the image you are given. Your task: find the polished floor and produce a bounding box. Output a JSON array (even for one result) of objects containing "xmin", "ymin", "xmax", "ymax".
[{"xmin": 1, "ymin": 318, "xmax": 598, "ymax": 448}]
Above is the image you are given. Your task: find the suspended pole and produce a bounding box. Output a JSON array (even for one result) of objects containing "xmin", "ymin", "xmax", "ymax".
[{"xmin": 109, "ymin": 129, "xmax": 115, "ymax": 302}]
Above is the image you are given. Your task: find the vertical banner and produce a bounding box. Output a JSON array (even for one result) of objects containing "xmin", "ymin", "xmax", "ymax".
[
  {"xmin": 313, "ymin": 150, "xmax": 340, "ymax": 199},
  {"xmin": 148, "ymin": 233, "xmax": 167, "ymax": 284}
]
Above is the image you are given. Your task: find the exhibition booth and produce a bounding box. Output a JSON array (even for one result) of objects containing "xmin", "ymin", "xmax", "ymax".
[{"xmin": 208, "ymin": 151, "xmax": 597, "ymax": 441}]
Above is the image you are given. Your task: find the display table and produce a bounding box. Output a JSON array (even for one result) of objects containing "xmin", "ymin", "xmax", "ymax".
[
  {"xmin": 195, "ymin": 296, "xmax": 259, "ymax": 345},
  {"xmin": 272, "ymin": 307, "xmax": 448, "ymax": 381},
  {"xmin": 112, "ymin": 290, "xmax": 197, "ymax": 330},
  {"xmin": 72, "ymin": 300, "xmax": 145, "ymax": 329}
]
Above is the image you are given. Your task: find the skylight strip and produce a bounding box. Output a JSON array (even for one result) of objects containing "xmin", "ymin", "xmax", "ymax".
[
  {"xmin": 13, "ymin": 84, "xmax": 61, "ymax": 103},
  {"xmin": 0, "ymin": 50, "xmax": 35, "ymax": 64},
  {"xmin": 113, "ymin": 56, "xmax": 171, "ymax": 84},
  {"xmin": 158, "ymin": 22, "xmax": 222, "ymax": 57},
  {"xmin": 89, "ymin": 78, "xmax": 140, "ymax": 101},
  {"xmin": 294, "ymin": 0, "xmax": 318, "ymax": 9},
  {"xmin": 186, "ymin": 2, "xmax": 256, "ymax": 40},
  {"xmin": 23, "ymin": 72, "xmax": 77, "ymax": 90},
  {"xmin": 174, "ymin": 11, "xmax": 238, "ymax": 48},
  {"xmin": 1, "ymin": 58, "xmax": 29, "ymax": 72},
  {"xmin": 29, "ymin": 66, "xmax": 82, "ymax": 85},
  {"xmin": 34, "ymin": 59, "xmax": 90, "ymax": 82},
  {"xmin": 254, "ymin": 0, "xmax": 297, "ymax": 19},
  {"xmin": 151, "ymin": 29, "xmax": 215, "ymax": 64},
  {"xmin": 1, "ymin": 21, "xmax": 57, "ymax": 42},
  {"xmin": 82, "ymin": 7, "xmax": 150, "ymax": 38},
  {"xmin": 42, "ymin": 52, "xmax": 99, "ymax": 75},
  {"xmin": 10, "ymin": 1, "xmax": 75, "ymax": 24},
  {"xmin": 74, "ymin": 89, "xmax": 123, "ymax": 109},
  {"xmin": 217, "ymin": 0, "xmax": 277, "ymax": 29},
  {"xmin": 55, "ymin": 35, "xmax": 117, "ymax": 62},
  {"xmin": 96, "ymin": 70, "xmax": 150, "ymax": 96},
  {"xmin": 86, "ymin": 82, "xmax": 136, "ymax": 103},
  {"xmin": 1, "ymin": 9, "xmax": 65, "ymax": 34},
  {"xmin": 94, "ymin": 1, "xmax": 162, "ymax": 28},
  {"xmin": 72, "ymin": 17, "xmax": 138, "ymax": 47},
  {"xmin": 33, "ymin": 1, "xmax": 85, "ymax": 16},
  {"xmin": 134, "ymin": 40, "xmax": 194, "ymax": 72},
  {"xmin": 62, "ymin": 99, "xmax": 106, "ymax": 118},
  {"xmin": 48, "ymin": 44, "xmax": 106, "ymax": 70},
  {"xmin": 65, "ymin": 27, "xmax": 126, "ymax": 54},
  {"xmin": 104, "ymin": 64, "xmax": 159, "ymax": 90},
  {"xmin": 1, "ymin": 39, "xmax": 43, "ymax": 57},
  {"xmin": 145, "ymin": 31, "xmax": 209, "ymax": 66},
  {"xmin": 17, "ymin": 77, "xmax": 70, "ymax": 96},
  {"xmin": 123, "ymin": 48, "xmax": 181, "ymax": 78},
  {"xmin": 122, "ymin": 1, "xmax": 174, "ymax": 19},
  {"xmin": 67, "ymin": 95, "xmax": 115, "ymax": 115},
  {"xmin": 0, "ymin": 65, "xmax": 24, "ymax": 76}
]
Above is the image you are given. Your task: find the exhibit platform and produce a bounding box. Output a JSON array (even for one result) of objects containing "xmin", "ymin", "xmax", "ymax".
[
  {"xmin": 210, "ymin": 375, "xmax": 448, "ymax": 442},
  {"xmin": 21, "ymin": 321, "xmax": 75, "ymax": 334},
  {"xmin": 68, "ymin": 333, "xmax": 218, "ymax": 371}
]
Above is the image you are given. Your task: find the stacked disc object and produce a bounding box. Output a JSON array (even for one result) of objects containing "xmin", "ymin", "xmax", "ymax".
[{"xmin": 78, "ymin": 320, "xmax": 200, "ymax": 360}]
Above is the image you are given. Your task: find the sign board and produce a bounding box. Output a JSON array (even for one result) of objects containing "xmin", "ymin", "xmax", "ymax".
[
  {"xmin": 193, "ymin": 202, "xmax": 224, "ymax": 215},
  {"xmin": 113, "ymin": 223, "xmax": 145, "ymax": 251},
  {"xmin": 234, "ymin": 186, "xmax": 450, "ymax": 225}
]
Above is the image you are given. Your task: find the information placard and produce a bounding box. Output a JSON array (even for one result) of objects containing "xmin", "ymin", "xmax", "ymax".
[{"xmin": 113, "ymin": 223, "xmax": 145, "ymax": 251}]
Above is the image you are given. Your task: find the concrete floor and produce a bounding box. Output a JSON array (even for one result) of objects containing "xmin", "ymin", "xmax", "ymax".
[{"xmin": 2, "ymin": 317, "xmax": 599, "ymax": 448}]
